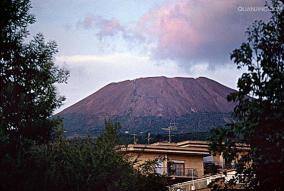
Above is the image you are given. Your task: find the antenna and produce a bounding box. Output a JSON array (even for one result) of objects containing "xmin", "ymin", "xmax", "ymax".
[
  {"xmin": 162, "ymin": 122, "xmax": 177, "ymax": 143},
  {"xmin": 147, "ymin": 132, "xmax": 151, "ymax": 144},
  {"xmin": 131, "ymin": 133, "xmax": 138, "ymax": 144}
]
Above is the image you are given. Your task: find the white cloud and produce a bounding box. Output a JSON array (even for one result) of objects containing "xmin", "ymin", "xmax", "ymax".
[{"xmin": 56, "ymin": 53, "xmax": 149, "ymax": 64}]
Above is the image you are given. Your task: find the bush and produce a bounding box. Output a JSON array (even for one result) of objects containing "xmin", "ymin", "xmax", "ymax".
[{"xmin": 0, "ymin": 121, "xmax": 168, "ymax": 191}]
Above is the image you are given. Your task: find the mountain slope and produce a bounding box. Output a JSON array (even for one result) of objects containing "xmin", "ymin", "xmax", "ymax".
[{"xmin": 58, "ymin": 77, "xmax": 236, "ymax": 136}]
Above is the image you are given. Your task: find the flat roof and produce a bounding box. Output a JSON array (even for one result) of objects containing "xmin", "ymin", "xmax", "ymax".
[{"xmin": 119, "ymin": 140, "xmax": 250, "ymax": 156}]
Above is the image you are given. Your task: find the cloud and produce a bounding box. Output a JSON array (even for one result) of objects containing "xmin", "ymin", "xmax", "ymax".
[
  {"xmin": 76, "ymin": 0, "xmax": 269, "ymax": 69},
  {"xmin": 136, "ymin": 0, "xmax": 269, "ymax": 67},
  {"xmin": 56, "ymin": 53, "xmax": 149, "ymax": 64},
  {"xmin": 77, "ymin": 15, "xmax": 125, "ymax": 39},
  {"xmin": 77, "ymin": 15, "xmax": 145, "ymax": 45}
]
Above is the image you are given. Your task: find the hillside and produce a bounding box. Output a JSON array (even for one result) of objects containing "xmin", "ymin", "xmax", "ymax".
[{"xmin": 57, "ymin": 77, "xmax": 236, "ymax": 136}]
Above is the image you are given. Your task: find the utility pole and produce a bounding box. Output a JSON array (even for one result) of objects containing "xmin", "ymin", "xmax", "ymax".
[
  {"xmin": 168, "ymin": 126, "xmax": 172, "ymax": 143},
  {"xmin": 162, "ymin": 122, "xmax": 177, "ymax": 143}
]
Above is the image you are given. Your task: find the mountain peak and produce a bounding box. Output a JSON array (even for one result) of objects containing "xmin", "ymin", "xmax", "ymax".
[{"xmin": 58, "ymin": 76, "xmax": 236, "ymax": 136}]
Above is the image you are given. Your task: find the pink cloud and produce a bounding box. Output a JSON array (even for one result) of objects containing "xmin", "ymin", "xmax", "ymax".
[{"xmin": 136, "ymin": 0, "xmax": 268, "ymax": 66}]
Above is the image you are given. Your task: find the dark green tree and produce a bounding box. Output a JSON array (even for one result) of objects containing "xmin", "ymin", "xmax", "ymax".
[
  {"xmin": 0, "ymin": 1, "xmax": 68, "ymax": 189},
  {"xmin": 1, "ymin": 121, "xmax": 167, "ymax": 191},
  {"xmin": 0, "ymin": 0, "xmax": 69, "ymax": 154},
  {"xmin": 210, "ymin": 0, "xmax": 284, "ymax": 190}
]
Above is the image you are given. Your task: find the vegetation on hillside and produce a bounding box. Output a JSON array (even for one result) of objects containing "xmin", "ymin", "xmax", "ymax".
[{"xmin": 63, "ymin": 112, "xmax": 232, "ymax": 137}]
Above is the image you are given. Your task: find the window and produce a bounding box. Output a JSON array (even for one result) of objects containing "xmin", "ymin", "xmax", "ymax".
[{"xmin": 168, "ymin": 160, "xmax": 185, "ymax": 176}]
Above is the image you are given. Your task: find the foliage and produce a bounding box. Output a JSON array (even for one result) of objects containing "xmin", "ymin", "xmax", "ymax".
[
  {"xmin": 204, "ymin": 162, "xmax": 218, "ymax": 175},
  {"xmin": 0, "ymin": 0, "xmax": 69, "ymax": 158},
  {"xmin": 0, "ymin": 0, "xmax": 69, "ymax": 189},
  {"xmin": 0, "ymin": 121, "xmax": 168, "ymax": 191},
  {"xmin": 209, "ymin": 0, "xmax": 284, "ymax": 190},
  {"xmin": 62, "ymin": 112, "xmax": 232, "ymax": 137}
]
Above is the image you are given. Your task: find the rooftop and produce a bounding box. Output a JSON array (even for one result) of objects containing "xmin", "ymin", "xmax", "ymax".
[
  {"xmin": 119, "ymin": 140, "xmax": 250, "ymax": 156},
  {"xmin": 120, "ymin": 141, "xmax": 211, "ymax": 156}
]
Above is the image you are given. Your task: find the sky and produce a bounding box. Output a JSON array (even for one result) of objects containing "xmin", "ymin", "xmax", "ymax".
[{"xmin": 29, "ymin": 0, "xmax": 269, "ymax": 113}]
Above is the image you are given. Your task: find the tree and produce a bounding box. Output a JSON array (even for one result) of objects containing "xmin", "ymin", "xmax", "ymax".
[
  {"xmin": 210, "ymin": 0, "xmax": 284, "ymax": 190},
  {"xmin": 0, "ymin": 121, "xmax": 167, "ymax": 191},
  {"xmin": 0, "ymin": 1, "xmax": 68, "ymax": 189},
  {"xmin": 0, "ymin": 0, "xmax": 69, "ymax": 155}
]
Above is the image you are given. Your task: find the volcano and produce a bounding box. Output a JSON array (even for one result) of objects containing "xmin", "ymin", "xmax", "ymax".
[{"xmin": 57, "ymin": 77, "xmax": 236, "ymax": 136}]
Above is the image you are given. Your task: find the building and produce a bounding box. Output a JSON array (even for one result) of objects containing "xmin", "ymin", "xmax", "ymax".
[
  {"xmin": 120, "ymin": 140, "xmax": 249, "ymax": 187},
  {"xmin": 120, "ymin": 141, "xmax": 226, "ymax": 182}
]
